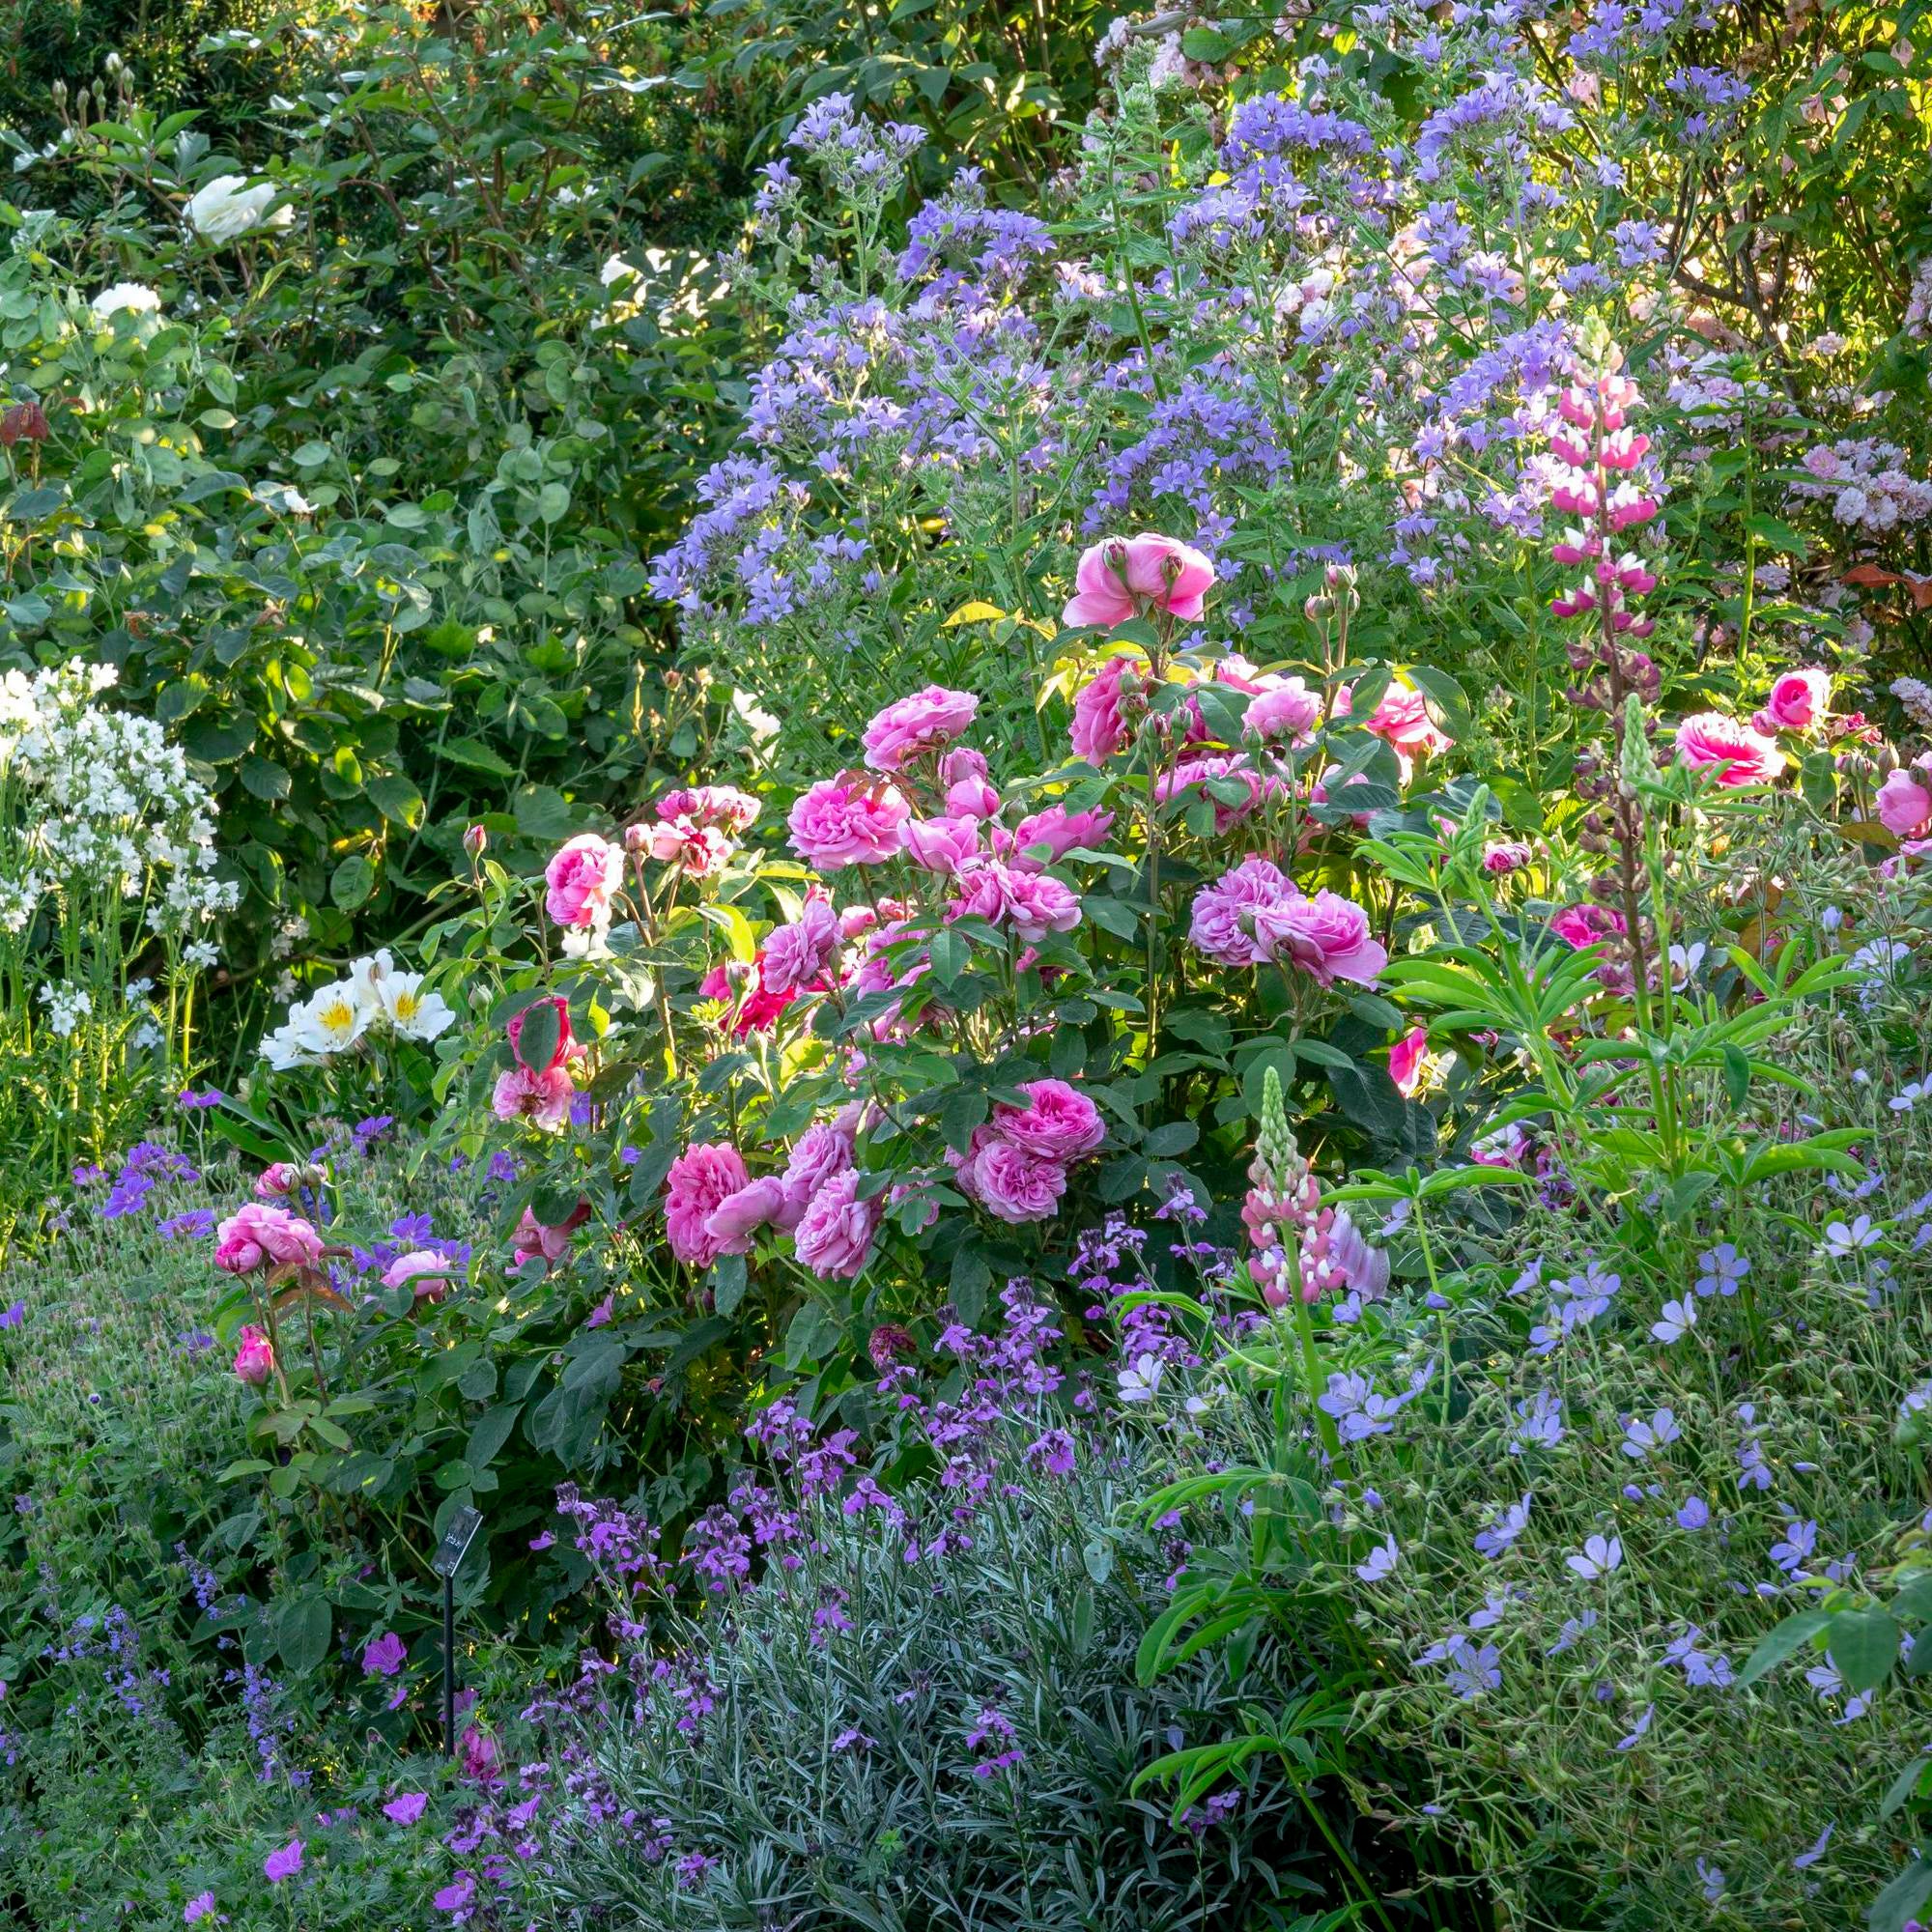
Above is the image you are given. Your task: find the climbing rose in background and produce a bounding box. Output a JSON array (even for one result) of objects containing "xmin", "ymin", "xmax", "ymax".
[
  {"xmin": 232, "ymin": 1324, "xmax": 274, "ymax": 1384},
  {"xmin": 666, "ymin": 1143, "xmax": 753, "ymax": 1266},
  {"xmin": 1062, "ymin": 533, "xmax": 1215, "ymax": 628},
  {"xmin": 213, "ymin": 1203, "xmax": 325, "ymax": 1275},
  {"xmin": 1189, "ymin": 857, "xmax": 1295, "ymax": 968},
  {"xmin": 1752, "ymin": 668, "xmax": 1831, "ymax": 736},
  {"xmin": 544, "ymin": 834, "xmax": 623, "ymax": 936},
  {"xmin": 862, "ymin": 686, "xmax": 979, "ymax": 772},
  {"xmin": 1674, "ymin": 712, "xmax": 1785, "ymax": 787},
  {"xmin": 787, "ymin": 775, "xmax": 911, "ymax": 868}
]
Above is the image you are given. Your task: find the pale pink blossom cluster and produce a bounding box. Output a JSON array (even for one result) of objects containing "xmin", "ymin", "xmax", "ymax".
[
  {"xmin": 950, "ymin": 1078, "xmax": 1105, "ymax": 1224},
  {"xmin": 1189, "ymin": 857, "xmax": 1386, "ymax": 987},
  {"xmin": 1878, "ymin": 763, "xmax": 1932, "ymax": 841},
  {"xmin": 633, "ymin": 784, "xmax": 760, "ymax": 879}
]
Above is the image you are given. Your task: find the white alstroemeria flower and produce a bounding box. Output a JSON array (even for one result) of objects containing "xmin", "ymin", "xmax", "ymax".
[
  {"xmin": 186, "ymin": 174, "xmax": 295, "ymax": 243},
  {"xmin": 288, "ymin": 979, "xmax": 374, "ymax": 1056},
  {"xmin": 382, "ymin": 971, "xmax": 455, "ymax": 1042},
  {"xmin": 259, "ymin": 1022, "xmax": 319, "ymax": 1071},
  {"xmin": 1116, "ymin": 1352, "xmax": 1165, "ymax": 1405}
]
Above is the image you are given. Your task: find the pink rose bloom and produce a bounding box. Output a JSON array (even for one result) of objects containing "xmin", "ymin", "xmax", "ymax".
[
  {"xmin": 780, "ymin": 1122, "xmax": 857, "ymax": 1229},
  {"xmin": 788, "ymin": 774, "xmax": 911, "ymax": 868},
  {"xmin": 253, "ymin": 1161, "xmax": 298, "ymax": 1200},
  {"xmin": 1674, "ymin": 711, "xmax": 1785, "ymax": 787},
  {"xmin": 491, "ymin": 1063, "xmax": 575, "ymax": 1133},
  {"xmin": 1253, "ymin": 889, "xmax": 1388, "ymax": 988},
  {"xmin": 1878, "ymin": 766, "xmax": 1932, "ymax": 840},
  {"xmin": 643, "ymin": 815, "xmax": 732, "ymax": 877},
  {"xmin": 903, "ymin": 815, "xmax": 982, "ymax": 876},
  {"xmin": 991, "ymin": 1078, "xmax": 1105, "ymax": 1161},
  {"xmin": 1751, "ymin": 668, "xmax": 1831, "ymax": 736},
  {"xmin": 1069, "ymin": 656, "xmax": 1139, "ymax": 765},
  {"xmin": 665, "ymin": 1143, "xmax": 753, "ymax": 1267},
  {"xmin": 506, "ymin": 995, "xmax": 573, "ymax": 1072},
  {"xmin": 1157, "ymin": 753, "xmax": 1273, "ymax": 833},
  {"xmin": 1003, "ymin": 805, "xmax": 1116, "ymax": 869},
  {"xmin": 1188, "ymin": 857, "xmax": 1294, "ymax": 967},
  {"xmin": 213, "ymin": 1203, "xmax": 325, "ymax": 1275},
  {"xmin": 232, "ymin": 1323, "xmax": 274, "ymax": 1384},
  {"xmin": 511, "ymin": 1199, "xmax": 591, "ymax": 1268},
  {"xmin": 544, "ymin": 833, "xmax": 623, "ymax": 931},
  {"xmin": 957, "ymin": 1131, "xmax": 1068, "ymax": 1223},
  {"xmin": 704, "ymin": 1176, "xmax": 789, "ymax": 1250},
  {"xmin": 1387, "ymin": 1026, "xmax": 1430, "ymax": 1097},
  {"xmin": 938, "ymin": 746, "xmax": 988, "ymax": 786},
  {"xmin": 949, "ymin": 860, "xmax": 1082, "ymax": 944},
  {"xmin": 862, "ymin": 686, "xmax": 980, "ymax": 773},
  {"xmin": 945, "ymin": 775, "xmax": 1002, "ymax": 819},
  {"xmin": 1361, "ymin": 678, "xmax": 1452, "ymax": 758},
  {"xmin": 1244, "ymin": 677, "xmax": 1324, "ymax": 746},
  {"xmin": 791, "ymin": 1167, "xmax": 882, "ymax": 1279},
  {"xmin": 1062, "ymin": 533, "xmax": 1216, "ymax": 628},
  {"xmin": 699, "ymin": 954, "xmax": 801, "ymax": 1037},
  {"xmin": 1481, "ymin": 839, "xmax": 1532, "ymax": 874},
  {"xmin": 660, "ymin": 783, "xmax": 760, "ymax": 832},
  {"xmin": 1548, "ymin": 903, "xmax": 1626, "ymax": 950},
  {"xmin": 762, "ymin": 895, "xmax": 841, "ymax": 998},
  {"xmin": 383, "ymin": 1249, "xmax": 454, "ymax": 1303}
]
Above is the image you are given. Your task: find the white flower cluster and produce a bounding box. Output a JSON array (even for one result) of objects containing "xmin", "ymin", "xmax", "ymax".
[
  {"xmin": 1905, "ymin": 256, "xmax": 1932, "ymax": 341},
  {"xmin": 1892, "ymin": 677, "xmax": 1932, "ymax": 732},
  {"xmin": 0, "ymin": 661, "xmax": 240, "ymax": 944},
  {"xmin": 259, "ymin": 949, "xmax": 455, "ymax": 1070},
  {"xmin": 37, "ymin": 981, "xmax": 92, "ymax": 1039}
]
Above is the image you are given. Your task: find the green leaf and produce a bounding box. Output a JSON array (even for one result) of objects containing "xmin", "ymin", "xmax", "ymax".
[
  {"xmin": 366, "ymin": 774, "xmax": 425, "ymax": 829},
  {"xmin": 713, "ymin": 1253, "xmax": 748, "ymax": 1318},
  {"xmin": 330, "ymin": 853, "xmax": 377, "ymax": 909},
  {"xmin": 273, "ymin": 1592, "xmax": 331, "ymax": 1676},
  {"xmin": 514, "ymin": 998, "xmax": 560, "ymax": 1073},
  {"xmin": 1870, "ymin": 1856, "xmax": 1932, "ymax": 1932},
  {"xmin": 239, "ymin": 753, "xmax": 291, "ymax": 802},
  {"xmin": 1737, "ymin": 1607, "xmax": 1832, "ymax": 1688},
  {"xmin": 1829, "ymin": 1607, "xmax": 1899, "ymax": 1694},
  {"xmin": 1880, "ymin": 1753, "xmax": 1932, "ymax": 1823},
  {"xmin": 1721, "ymin": 1042, "xmax": 1750, "ymax": 1108},
  {"xmin": 1141, "ymin": 1121, "xmax": 1198, "ymax": 1157},
  {"xmin": 466, "ymin": 1403, "xmax": 523, "ymax": 1471}
]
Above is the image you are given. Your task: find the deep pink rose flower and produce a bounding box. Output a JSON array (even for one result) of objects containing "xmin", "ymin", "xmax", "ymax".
[
  {"xmin": 511, "ymin": 1198, "xmax": 591, "ymax": 1269},
  {"xmin": 1244, "ymin": 677, "xmax": 1324, "ymax": 745},
  {"xmin": 1674, "ymin": 711, "xmax": 1784, "ymax": 787},
  {"xmin": 903, "ymin": 815, "xmax": 981, "ymax": 875},
  {"xmin": 491, "ymin": 1063, "xmax": 575, "ymax": 1133},
  {"xmin": 1360, "ymin": 678, "xmax": 1452, "ymax": 758},
  {"xmin": 762, "ymin": 895, "xmax": 841, "ymax": 998},
  {"xmin": 544, "ymin": 833, "xmax": 623, "ymax": 931},
  {"xmin": 1878, "ymin": 767, "xmax": 1932, "ymax": 840},
  {"xmin": 792, "ymin": 1167, "xmax": 881, "ymax": 1279},
  {"xmin": 958, "ymin": 1131, "xmax": 1068, "ymax": 1223},
  {"xmin": 1548, "ymin": 903, "xmax": 1626, "ymax": 950},
  {"xmin": 705, "ymin": 1176, "xmax": 789, "ymax": 1250},
  {"xmin": 788, "ymin": 774, "xmax": 911, "ymax": 868},
  {"xmin": 949, "ymin": 860, "xmax": 1082, "ymax": 944},
  {"xmin": 666, "ymin": 1143, "xmax": 752, "ymax": 1267},
  {"xmin": 507, "ymin": 995, "xmax": 573, "ymax": 1072},
  {"xmin": 1069, "ymin": 656, "xmax": 1139, "ymax": 765},
  {"xmin": 780, "ymin": 1122, "xmax": 857, "ymax": 1230},
  {"xmin": 1156, "ymin": 753, "xmax": 1273, "ymax": 833},
  {"xmin": 383, "ymin": 1249, "xmax": 454, "ymax": 1303},
  {"xmin": 232, "ymin": 1323, "xmax": 274, "ymax": 1384},
  {"xmin": 213, "ymin": 1203, "xmax": 325, "ymax": 1275},
  {"xmin": 1481, "ymin": 838, "xmax": 1532, "ymax": 874},
  {"xmin": 1253, "ymin": 889, "xmax": 1388, "ymax": 988},
  {"xmin": 1004, "ymin": 805, "xmax": 1116, "ymax": 868},
  {"xmin": 945, "ymin": 776, "xmax": 1002, "ymax": 819},
  {"xmin": 1062, "ymin": 533, "xmax": 1216, "ymax": 628},
  {"xmin": 862, "ymin": 686, "xmax": 979, "ymax": 773},
  {"xmin": 1388, "ymin": 1026, "xmax": 1430, "ymax": 1096},
  {"xmin": 1751, "ymin": 668, "xmax": 1831, "ymax": 736},
  {"xmin": 991, "ymin": 1078, "xmax": 1105, "ymax": 1161},
  {"xmin": 1188, "ymin": 858, "xmax": 1294, "ymax": 967}
]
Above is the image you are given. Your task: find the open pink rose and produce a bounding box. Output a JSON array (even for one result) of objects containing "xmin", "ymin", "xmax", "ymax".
[
  {"xmin": 945, "ymin": 775, "xmax": 1002, "ymax": 819},
  {"xmin": 1387, "ymin": 1026, "xmax": 1430, "ymax": 1097},
  {"xmin": 1360, "ymin": 677, "xmax": 1452, "ymax": 759},
  {"xmin": 1877, "ymin": 767, "xmax": 1932, "ymax": 840},
  {"xmin": 762, "ymin": 895, "xmax": 841, "ymax": 998},
  {"xmin": 1548, "ymin": 903, "xmax": 1625, "ymax": 950},
  {"xmin": 233, "ymin": 1324, "xmax": 275, "ymax": 1384},
  {"xmin": 704, "ymin": 1176, "xmax": 789, "ymax": 1251},
  {"xmin": 957, "ymin": 1131, "xmax": 1068, "ymax": 1224},
  {"xmin": 949, "ymin": 860, "xmax": 1082, "ymax": 944},
  {"xmin": 1674, "ymin": 711, "xmax": 1784, "ymax": 787},
  {"xmin": 1253, "ymin": 889, "xmax": 1388, "ymax": 988},
  {"xmin": 700, "ymin": 954, "xmax": 802, "ymax": 1037},
  {"xmin": 1188, "ymin": 857, "xmax": 1294, "ymax": 968},
  {"xmin": 491, "ymin": 1063, "xmax": 575, "ymax": 1133},
  {"xmin": 506, "ymin": 995, "xmax": 573, "ymax": 1072},
  {"xmin": 214, "ymin": 1203, "xmax": 325, "ymax": 1275},
  {"xmin": 792, "ymin": 1167, "xmax": 881, "ymax": 1280},
  {"xmin": 1003, "ymin": 805, "xmax": 1116, "ymax": 869},
  {"xmin": 862, "ymin": 686, "xmax": 979, "ymax": 773},
  {"xmin": 1069, "ymin": 656, "xmax": 1139, "ymax": 765},
  {"xmin": 1244, "ymin": 677, "xmax": 1324, "ymax": 746},
  {"xmin": 788, "ymin": 775, "xmax": 911, "ymax": 868},
  {"xmin": 642, "ymin": 815, "xmax": 731, "ymax": 877},
  {"xmin": 383, "ymin": 1250, "xmax": 455, "ymax": 1303},
  {"xmin": 780, "ymin": 1122, "xmax": 857, "ymax": 1229},
  {"xmin": 991, "ymin": 1078, "xmax": 1105, "ymax": 1161},
  {"xmin": 666, "ymin": 1143, "xmax": 752, "ymax": 1267},
  {"xmin": 544, "ymin": 833, "xmax": 623, "ymax": 931},
  {"xmin": 1751, "ymin": 668, "xmax": 1831, "ymax": 737},
  {"xmin": 903, "ymin": 815, "xmax": 982, "ymax": 876},
  {"xmin": 1062, "ymin": 533, "xmax": 1216, "ymax": 629},
  {"xmin": 511, "ymin": 1198, "xmax": 591, "ymax": 1268}
]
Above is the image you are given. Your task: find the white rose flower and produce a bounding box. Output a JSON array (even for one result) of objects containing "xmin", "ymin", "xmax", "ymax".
[
  {"xmin": 186, "ymin": 174, "xmax": 295, "ymax": 244},
  {"xmin": 91, "ymin": 281, "xmax": 161, "ymax": 320}
]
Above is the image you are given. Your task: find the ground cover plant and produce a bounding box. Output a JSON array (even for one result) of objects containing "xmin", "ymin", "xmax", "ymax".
[{"xmin": 3, "ymin": 0, "xmax": 1932, "ymax": 1925}]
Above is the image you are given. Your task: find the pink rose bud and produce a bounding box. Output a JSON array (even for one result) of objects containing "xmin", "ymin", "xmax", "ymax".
[
  {"xmin": 233, "ymin": 1324, "xmax": 275, "ymax": 1384},
  {"xmin": 463, "ymin": 824, "xmax": 487, "ymax": 857},
  {"xmin": 623, "ymin": 821, "xmax": 650, "ymax": 854}
]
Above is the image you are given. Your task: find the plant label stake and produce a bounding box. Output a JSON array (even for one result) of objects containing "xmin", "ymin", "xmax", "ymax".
[{"xmin": 432, "ymin": 1505, "xmax": 484, "ymax": 1757}]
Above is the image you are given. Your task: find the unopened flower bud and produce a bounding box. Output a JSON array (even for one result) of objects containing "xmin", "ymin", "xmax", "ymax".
[
  {"xmin": 623, "ymin": 821, "xmax": 649, "ymax": 855},
  {"xmin": 463, "ymin": 823, "xmax": 487, "ymax": 858},
  {"xmin": 723, "ymin": 958, "xmax": 757, "ymax": 995}
]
